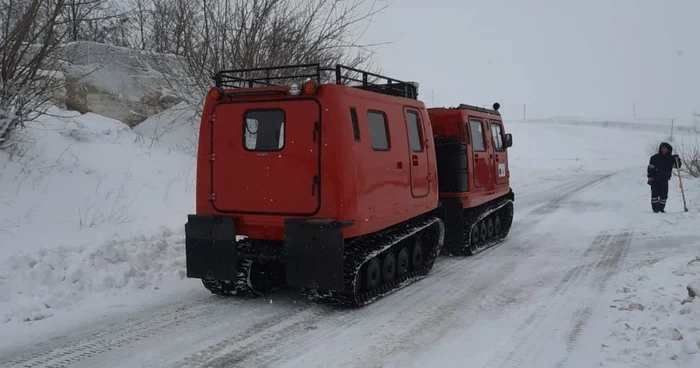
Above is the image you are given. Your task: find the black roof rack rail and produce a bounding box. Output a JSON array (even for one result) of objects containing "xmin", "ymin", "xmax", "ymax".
[
  {"xmin": 213, "ymin": 63, "xmax": 418, "ymax": 100},
  {"xmin": 458, "ymin": 103, "xmax": 501, "ymax": 116},
  {"xmin": 333, "ymin": 64, "xmax": 418, "ymax": 99}
]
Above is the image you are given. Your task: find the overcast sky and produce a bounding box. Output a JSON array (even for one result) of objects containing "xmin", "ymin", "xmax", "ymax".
[{"xmin": 360, "ymin": 0, "xmax": 700, "ymax": 119}]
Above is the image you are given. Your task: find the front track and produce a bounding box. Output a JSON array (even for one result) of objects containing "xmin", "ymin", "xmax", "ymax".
[{"xmin": 442, "ymin": 197, "xmax": 514, "ymax": 256}]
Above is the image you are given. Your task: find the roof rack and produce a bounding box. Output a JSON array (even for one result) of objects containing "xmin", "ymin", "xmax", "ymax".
[
  {"xmin": 458, "ymin": 103, "xmax": 501, "ymax": 116},
  {"xmin": 213, "ymin": 63, "xmax": 418, "ymax": 100}
]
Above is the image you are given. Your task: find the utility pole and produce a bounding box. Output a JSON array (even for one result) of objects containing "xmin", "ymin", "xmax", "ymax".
[
  {"xmin": 671, "ymin": 118, "xmax": 675, "ymax": 141},
  {"xmin": 431, "ymin": 89, "xmax": 434, "ymax": 106},
  {"xmin": 523, "ymin": 104, "xmax": 527, "ymax": 120},
  {"xmin": 633, "ymin": 103, "xmax": 636, "ymax": 118}
]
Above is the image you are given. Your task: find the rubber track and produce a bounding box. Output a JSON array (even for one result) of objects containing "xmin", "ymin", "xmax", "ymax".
[
  {"xmin": 304, "ymin": 215, "xmax": 445, "ymax": 307},
  {"xmin": 443, "ymin": 197, "xmax": 514, "ymax": 256}
]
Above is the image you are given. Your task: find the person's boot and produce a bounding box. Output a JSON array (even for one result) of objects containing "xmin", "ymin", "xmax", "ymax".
[
  {"xmin": 659, "ymin": 199, "xmax": 666, "ymax": 213},
  {"xmin": 652, "ymin": 199, "xmax": 659, "ymax": 213}
]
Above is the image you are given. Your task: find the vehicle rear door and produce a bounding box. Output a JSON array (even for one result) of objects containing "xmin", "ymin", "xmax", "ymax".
[
  {"xmin": 210, "ymin": 99, "xmax": 322, "ymax": 216},
  {"xmin": 404, "ymin": 108, "xmax": 430, "ymax": 197},
  {"xmin": 490, "ymin": 120, "xmax": 508, "ymax": 185},
  {"xmin": 467, "ymin": 118, "xmax": 490, "ymax": 188}
]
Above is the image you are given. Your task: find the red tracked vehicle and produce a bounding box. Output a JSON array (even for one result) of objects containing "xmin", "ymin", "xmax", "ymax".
[
  {"xmin": 430, "ymin": 104, "xmax": 515, "ymax": 255},
  {"xmin": 184, "ymin": 64, "xmax": 514, "ymax": 306}
]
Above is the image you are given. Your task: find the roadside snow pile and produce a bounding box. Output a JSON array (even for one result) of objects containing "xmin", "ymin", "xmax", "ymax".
[
  {"xmin": 0, "ymin": 228, "xmax": 186, "ymax": 323},
  {"xmin": 0, "ymin": 107, "xmax": 195, "ymax": 324},
  {"xmin": 133, "ymin": 101, "xmax": 200, "ymax": 155},
  {"xmin": 602, "ymin": 251, "xmax": 700, "ymax": 367}
]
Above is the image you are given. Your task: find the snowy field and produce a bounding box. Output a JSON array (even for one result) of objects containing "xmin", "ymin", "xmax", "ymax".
[{"xmin": 0, "ymin": 106, "xmax": 699, "ymax": 367}]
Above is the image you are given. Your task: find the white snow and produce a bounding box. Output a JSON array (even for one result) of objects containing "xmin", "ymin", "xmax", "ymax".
[
  {"xmin": 601, "ymin": 254, "xmax": 700, "ymax": 367},
  {"xmin": 132, "ymin": 101, "xmax": 200, "ymax": 155},
  {"xmin": 1, "ymin": 103, "xmax": 700, "ymax": 367},
  {"xmin": 0, "ymin": 107, "xmax": 197, "ymax": 345}
]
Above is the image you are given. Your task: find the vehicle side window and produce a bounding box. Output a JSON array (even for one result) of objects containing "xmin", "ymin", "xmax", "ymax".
[
  {"xmin": 244, "ymin": 109, "xmax": 285, "ymax": 151},
  {"xmin": 350, "ymin": 107, "xmax": 360, "ymax": 142},
  {"xmin": 490, "ymin": 122, "xmax": 504, "ymax": 151},
  {"xmin": 368, "ymin": 111, "xmax": 389, "ymax": 151},
  {"xmin": 469, "ymin": 120, "xmax": 485, "ymax": 152},
  {"xmin": 406, "ymin": 110, "xmax": 423, "ymax": 152}
]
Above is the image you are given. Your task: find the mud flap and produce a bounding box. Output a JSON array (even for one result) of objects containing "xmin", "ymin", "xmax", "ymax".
[
  {"xmin": 185, "ymin": 214, "xmax": 237, "ymax": 281},
  {"xmin": 284, "ymin": 219, "xmax": 348, "ymax": 291}
]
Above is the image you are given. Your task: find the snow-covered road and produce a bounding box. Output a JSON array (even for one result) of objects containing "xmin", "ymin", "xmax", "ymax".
[{"xmin": 4, "ymin": 166, "xmax": 695, "ymax": 368}]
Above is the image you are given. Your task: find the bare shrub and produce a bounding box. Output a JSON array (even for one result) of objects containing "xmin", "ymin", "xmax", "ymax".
[
  {"xmin": 141, "ymin": 0, "xmax": 392, "ymax": 114},
  {"xmin": 676, "ymin": 127, "xmax": 700, "ymax": 178},
  {"xmin": 0, "ymin": 0, "xmax": 70, "ymax": 148}
]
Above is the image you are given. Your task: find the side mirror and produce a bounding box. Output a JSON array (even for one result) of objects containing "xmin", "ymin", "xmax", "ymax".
[{"xmin": 504, "ymin": 133, "xmax": 513, "ymax": 148}]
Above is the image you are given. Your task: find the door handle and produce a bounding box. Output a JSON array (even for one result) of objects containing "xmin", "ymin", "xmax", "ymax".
[{"xmin": 412, "ymin": 155, "xmax": 419, "ymax": 166}]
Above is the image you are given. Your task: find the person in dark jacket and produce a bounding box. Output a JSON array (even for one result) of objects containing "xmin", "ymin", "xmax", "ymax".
[{"xmin": 647, "ymin": 142, "xmax": 681, "ymax": 213}]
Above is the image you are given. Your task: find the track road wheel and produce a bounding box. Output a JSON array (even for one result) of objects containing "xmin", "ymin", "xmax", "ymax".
[
  {"xmin": 494, "ymin": 215, "xmax": 502, "ymax": 235},
  {"xmin": 479, "ymin": 222, "xmax": 488, "ymax": 243},
  {"xmin": 486, "ymin": 217, "xmax": 495, "ymax": 240},
  {"xmin": 382, "ymin": 252, "xmax": 397, "ymax": 282},
  {"xmin": 396, "ymin": 247, "xmax": 409, "ymax": 276},
  {"xmin": 411, "ymin": 236, "xmax": 424, "ymax": 270},
  {"xmin": 470, "ymin": 224, "xmax": 480, "ymax": 252},
  {"xmin": 365, "ymin": 257, "xmax": 382, "ymax": 291}
]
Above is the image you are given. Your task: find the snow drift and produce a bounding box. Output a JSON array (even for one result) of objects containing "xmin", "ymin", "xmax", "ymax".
[{"xmin": 0, "ymin": 108, "xmax": 195, "ymax": 325}]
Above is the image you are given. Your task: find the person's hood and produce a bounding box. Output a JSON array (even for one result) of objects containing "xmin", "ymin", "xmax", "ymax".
[{"xmin": 659, "ymin": 142, "xmax": 673, "ymax": 154}]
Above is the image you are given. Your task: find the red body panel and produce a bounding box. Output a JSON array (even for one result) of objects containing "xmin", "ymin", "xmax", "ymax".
[
  {"xmin": 427, "ymin": 107, "xmax": 511, "ymax": 209},
  {"xmin": 196, "ymin": 85, "xmax": 438, "ymax": 241}
]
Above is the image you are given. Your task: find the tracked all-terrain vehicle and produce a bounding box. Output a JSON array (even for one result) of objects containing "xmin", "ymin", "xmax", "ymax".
[{"xmin": 185, "ymin": 64, "xmax": 514, "ymax": 306}]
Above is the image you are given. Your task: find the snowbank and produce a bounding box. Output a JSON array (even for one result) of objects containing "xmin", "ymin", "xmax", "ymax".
[
  {"xmin": 0, "ymin": 228, "xmax": 186, "ymax": 324},
  {"xmin": 52, "ymin": 41, "xmax": 184, "ymax": 125},
  {"xmin": 603, "ymin": 252, "xmax": 700, "ymax": 367},
  {"xmin": 0, "ymin": 107, "xmax": 196, "ymax": 325},
  {"xmin": 133, "ymin": 102, "xmax": 200, "ymax": 156}
]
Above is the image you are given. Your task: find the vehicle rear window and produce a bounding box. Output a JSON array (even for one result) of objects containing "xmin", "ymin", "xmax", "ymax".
[{"xmin": 244, "ymin": 109, "xmax": 285, "ymax": 151}]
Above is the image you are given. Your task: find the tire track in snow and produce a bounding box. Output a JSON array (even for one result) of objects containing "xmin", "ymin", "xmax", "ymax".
[
  {"xmin": 480, "ymin": 229, "xmax": 632, "ymax": 368},
  {"xmin": 204, "ymin": 174, "xmax": 622, "ymax": 368},
  {"xmin": 552, "ymin": 231, "xmax": 633, "ymax": 368},
  {"xmin": 170, "ymin": 306, "xmax": 337, "ymax": 368},
  {"xmin": 429, "ymin": 172, "xmax": 616, "ymax": 280},
  {"xmin": 0, "ymin": 298, "xmax": 245, "ymax": 368}
]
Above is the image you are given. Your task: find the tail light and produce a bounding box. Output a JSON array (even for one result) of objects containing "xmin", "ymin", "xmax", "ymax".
[
  {"xmin": 302, "ymin": 80, "xmax": 318, "ymax": 95},
  {"xmin": 207, "ymin": 87, "xmax": 223, "ymax": 101}
]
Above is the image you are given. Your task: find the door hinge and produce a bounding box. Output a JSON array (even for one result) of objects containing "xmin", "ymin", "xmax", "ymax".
[
  {"xmin": 311, "ymin": 175, "xmax": 320, "ymax": 195},
  {"xmin": 209, "ymin": 153, "xmax": 216, "ymax": 161},
  {"xmin": 209, "ymin": 113, "xmax": 216, "ymax": 123},
  {"xmin": 209, "ymin": 192, "xmax": 216, "ymax": 201}
]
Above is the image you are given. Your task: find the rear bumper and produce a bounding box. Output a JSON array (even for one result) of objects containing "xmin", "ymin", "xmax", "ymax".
[{"xmin": 185, "ymin": 214, "xmax": 237, "ymax": 281}]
